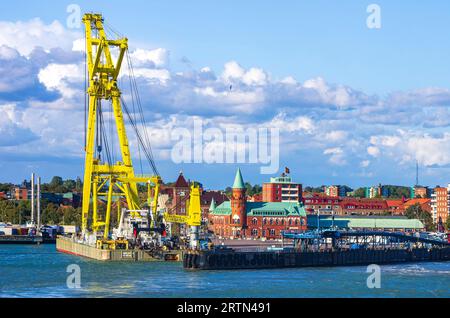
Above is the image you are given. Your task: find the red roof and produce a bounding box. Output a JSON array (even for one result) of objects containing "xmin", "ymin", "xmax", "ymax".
[
  {"xmin": 385, "ymin": 199, "xmax": 404, "ymax": 208},
  {"xmin": 174, "ymin": 173, "xmax": 189, "ymax": 188},
  {"xmin": 402, "ymin": 198, "xmax": 431, "ymax": 208}
]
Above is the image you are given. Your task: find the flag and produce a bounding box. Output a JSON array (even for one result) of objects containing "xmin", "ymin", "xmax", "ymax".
[{"xmin": 285, "ymin": 167, "xmax": 290, "ymax": 174}]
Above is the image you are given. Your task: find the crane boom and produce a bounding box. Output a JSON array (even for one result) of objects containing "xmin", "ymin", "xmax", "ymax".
[{"xmin": 81, "ymin": 13, "xmax": 161, "ymax": 240}]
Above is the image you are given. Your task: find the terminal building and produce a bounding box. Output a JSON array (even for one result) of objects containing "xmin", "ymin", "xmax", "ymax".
[{"xmin": 209, "ymin": 169, "xmax": 307, "ymax": 239}]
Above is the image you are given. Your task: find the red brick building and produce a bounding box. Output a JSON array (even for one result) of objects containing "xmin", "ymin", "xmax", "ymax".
[
  {"xmin": 303, "ymin": 193, "xmax": 340, "ymax": 215},
  {"xmin": 339, "ymin": 197, "xmax": 389, "ymax": 215},
  {"xmin": 303, "ymin": 193, "xmax": 390, "ymax": 216},
  {"xmin": 209, "ymin": 169, "xmax": 307, "ymax": 239},
  {"xmin": 431, "ymin": 186, "xmax": 449, "ymax": 225},
  {"xmin": 200, "ymin": 190, "xmax": 228, "ymax": 221},
  {"xmin": 262, "ymin": 174, "xmax": 302, "ymax": 203}
]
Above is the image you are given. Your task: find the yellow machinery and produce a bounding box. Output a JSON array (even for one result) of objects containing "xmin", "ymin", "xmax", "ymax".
[
  {"xmin": 81, "ymin": 13, "xmax": 161, "ymax": 243},
  {"xmin": 164, "ymin": 184, "xmax": 202, "ymax": 249}
]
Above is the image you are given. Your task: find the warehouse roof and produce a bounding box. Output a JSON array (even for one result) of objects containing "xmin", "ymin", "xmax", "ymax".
[
  {"xmin": 211, "ymin": 201, "xmax": 306, "ymax": 217},
  {"xmin": 307, "ymin": 215, "xmax": 424, "ymax": 230}
]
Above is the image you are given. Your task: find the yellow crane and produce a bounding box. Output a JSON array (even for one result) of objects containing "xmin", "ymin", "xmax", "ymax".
[{"xmin": 81, "ymin": 13, "xmax": 161, "ymax": 244}]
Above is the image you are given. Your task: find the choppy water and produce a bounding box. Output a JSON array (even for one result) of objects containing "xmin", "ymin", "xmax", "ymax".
[{"xmin": 0, "ymin": 244, "xmax": 449, "ymax": 298}]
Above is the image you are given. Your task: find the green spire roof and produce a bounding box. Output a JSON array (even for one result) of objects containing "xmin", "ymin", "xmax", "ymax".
[
  {"xmin": 232, "ymin": 168, "xmax": 245, "ymax": 189},
  {"xmin": 209, "ymin": 197, "xmax": 216, "ymax": 211}
]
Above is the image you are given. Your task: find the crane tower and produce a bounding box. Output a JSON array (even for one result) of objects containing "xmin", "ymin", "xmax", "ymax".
[{"xmin": 81, "ymin": 13, "xmax": 161, "ymax": 240}]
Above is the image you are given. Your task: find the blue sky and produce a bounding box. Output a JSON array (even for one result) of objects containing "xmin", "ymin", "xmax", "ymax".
[{"xmin": 1, "ymin": 1, "xmax": 450, "ymax": 189}]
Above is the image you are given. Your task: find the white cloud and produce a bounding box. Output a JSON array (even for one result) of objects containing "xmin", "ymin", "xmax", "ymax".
[
  {"xmin": 0, "ymin": 18, "xmax": 80, "ymax": 56},
  {"xmin": 324, "ymin": 147, "xmax": 346, "ymax": 166},
  {"xmin": 360, "ymin": 160, "xmax": 370, "ymax": 168},
  {"xmin": 0, "ymin": 103, "xmax": 38, "ymax": 146},
  {"xmin": 38, "ymin": 63, "xmax": 84, "ymax": 98},
  {"xmin": 221, "ymin": 61, "xmax": 268, "ymax": 86},
  {"xmin": 367, "ymin": 146, "xmax": 380, "ymax": 157},
  {"xmin": 268, "ymin": 113, "xmax": 315, "ymax": 133},
  {"xmin": 324, "ymin": 130, "xmax": 348, "ymax": 142},
  {"xmin": 130, "ymin": 48, "xmax": 169, "ymax": 68}
]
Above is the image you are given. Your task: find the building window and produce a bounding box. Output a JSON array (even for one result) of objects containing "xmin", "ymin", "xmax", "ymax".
[
  {"xmin": 251, "ymin": 229, "xmax": 258, "ymax": 236},
  {"xmin": 252, "ymin": 218, "xmax": 258, "ymax": 225},
  {"xmin": 270, "ymin": 219, "xmax": 274, "ymax": 225},
  {"xmin": 270, "ymin": 229, "xmax": 276, "ymax": 236}
]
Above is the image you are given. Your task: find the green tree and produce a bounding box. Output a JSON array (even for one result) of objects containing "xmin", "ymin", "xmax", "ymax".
[
  {"xmin": 0, "ymin": 183, "xmax": 13, "ymax": 193},
  {"xmin": 405, "ymin": 203, "xmax": 435, "ymax": 231},
  {"xmin": 42, "ymin": 203, "xmax": 61, "ymax": 225},
  {"xmin": 48, "ymin": 176, "xmax": 67, "ymax": 193},
  {"xmin": 63, "ymin": 179, "xmax": 77, "ymax": 192},
  {"xmin": 353, "ymin": 188, "xmax": 366, "ymax": 198},
  {"xmin": 60, "ymin": 206, "xmax": 81, "ymax": 225}
]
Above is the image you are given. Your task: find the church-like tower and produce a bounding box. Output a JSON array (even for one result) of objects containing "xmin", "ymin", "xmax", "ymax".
[{"xmin": 231, "ymin": 168, "xmax": 247, "ymax": 236}]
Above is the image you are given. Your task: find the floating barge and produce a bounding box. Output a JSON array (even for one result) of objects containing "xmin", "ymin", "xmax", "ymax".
[
  {"xmin": 184, "ymin": 230, "xmax": 450, "ymax": 270},
  {"xmin": 56, "ymin": 236, "xmax": 183, "ymax": 262}
]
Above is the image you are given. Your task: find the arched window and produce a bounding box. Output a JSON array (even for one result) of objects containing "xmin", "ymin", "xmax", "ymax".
[
  {"xmin": 252, "ymin": 218, "xmax": 258, "ymax": 225},
  {"xmin": 289, "ymin": 219, "xmax": 292, "ymax": 226},
  {"xmin": 251, "ymin": 229, "xmax": 258, "ymax": 236},
  {"xmin": 270, "ymin": 218, "xmax": 274, "ymax": 225},
  {"xmin": 295, "ymin": 219, "xmax": 299, "ymax": 225},
  {"xmin": 263, "ymin": 218, "xmax": 267, "ymax": 225}
]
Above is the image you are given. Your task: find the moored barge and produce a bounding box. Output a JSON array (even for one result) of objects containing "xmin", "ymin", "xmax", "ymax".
[{"xmin": 184, "ymin": 230, "xmax": 450, "ymax": 270}]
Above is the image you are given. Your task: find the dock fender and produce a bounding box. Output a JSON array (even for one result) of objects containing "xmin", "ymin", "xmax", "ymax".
[
  {"xmin": 207, "ymin": 254, "xmax": 216, "ymax": 267},
  {"xmin": 234, "ymin": 254, "xmax": 242, "ymax": 267},
  {"xmin": 270, "ymin": 254, "xmax": 277, "ymax": 266},
  {"xmin": 256, "ymin": 254, "xmax": 264, "ymax": 266},
  {"xmin": 250, "ymin": 255, "xmax": 257, "ymax": 266},
  {"xmin": 220, "ymin": 254, "xmax": 228, "ymax": 267},
  {"xmin": 192, "ymin": 254, "xmax": 199, "ymax": 268},
  {"xmin": 227, "ymin": 254, "xmax": 234, "ymax": 267},
  {"xmin": 183, "ymin": 253, "xmax": 189, "ymax": 268},
  {"xmin": 277, "ymin": 253, "xmax": 285, "ymax": 266},
  {"xmin": 263, "ymin": 253, "xmax": 270, "ymax": 266}
]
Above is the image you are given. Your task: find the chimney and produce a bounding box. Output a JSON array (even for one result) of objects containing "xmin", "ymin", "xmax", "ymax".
[
  {"xmin": 37, "ymin": 176, "xmax": 41, "ymax": 229},
  {"xmin": 31, "ymin": 173, "xmax": 35, "ymax": 225}
]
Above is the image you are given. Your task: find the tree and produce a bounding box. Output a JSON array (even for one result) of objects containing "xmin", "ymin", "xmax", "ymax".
[
  {"xmin": 42, "ymin": 203, "xmax": 61, "ymax": 225},
  {"xmin": 63, "ymin": 179, "xmax": 77, "ymax": 192},
  {"xmin": 405, "ymin": 203, "xmax": 434, "ymax": 231},
  {"xmin": 353, "ymin": 188, "xmax": 366, "ymax": 198}
]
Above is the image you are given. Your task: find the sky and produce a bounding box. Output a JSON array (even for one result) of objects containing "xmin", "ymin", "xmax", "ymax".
[{"xmin": 1, "ymin": 0, "xmax": 450, "ymax": 189}]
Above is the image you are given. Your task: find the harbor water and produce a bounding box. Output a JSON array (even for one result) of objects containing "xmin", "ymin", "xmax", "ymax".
[{"xmin": 0, "ymin": 244, "xmax": 449, "ymax": 298}]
